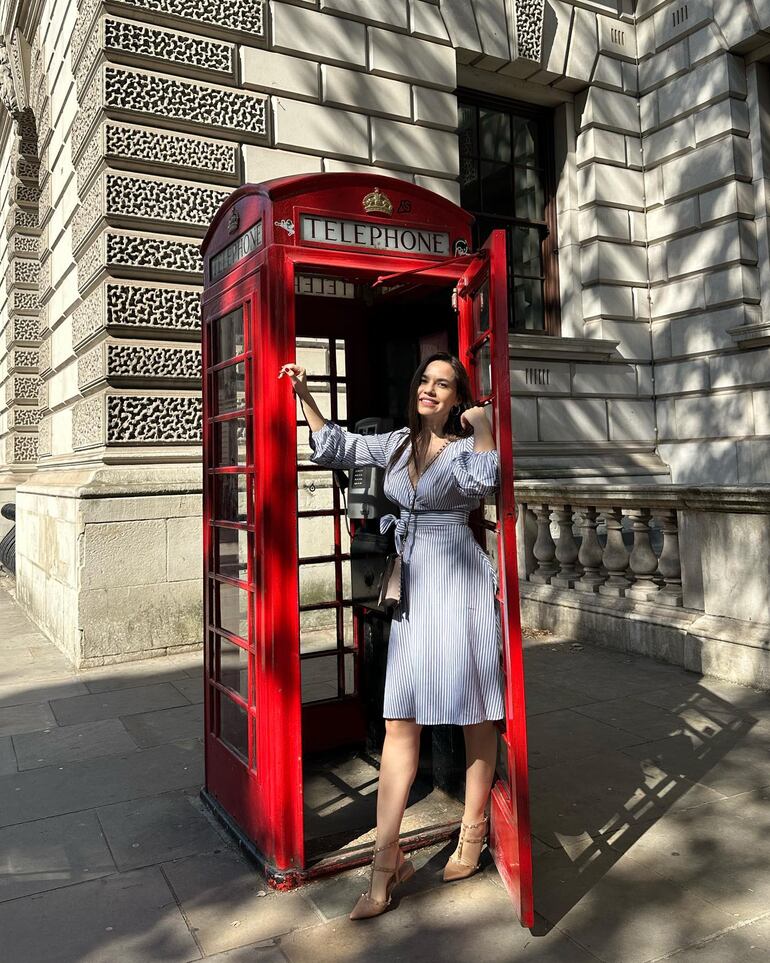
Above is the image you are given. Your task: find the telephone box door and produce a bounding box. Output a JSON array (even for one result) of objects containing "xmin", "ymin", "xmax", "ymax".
[{"xmin": 457, "ymin": 229, "xmax": 534, "ymax": 927}]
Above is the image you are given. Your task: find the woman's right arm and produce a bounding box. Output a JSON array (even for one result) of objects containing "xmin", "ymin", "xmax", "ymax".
[{"xmin": 278, "ymin": 363, "xmax": 325, "ymax": 432}]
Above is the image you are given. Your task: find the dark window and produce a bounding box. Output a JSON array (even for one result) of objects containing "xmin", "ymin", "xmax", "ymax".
[{"xmin": 459, "ymin": 93, "xmax": 560, "ymax": 334}]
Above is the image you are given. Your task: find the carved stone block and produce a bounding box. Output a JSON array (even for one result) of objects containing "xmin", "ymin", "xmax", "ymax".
[
  {"xmin": 109, "ymin": 0, "xmax": 265, "ymax": 38},
  {"xmin": 104, "ymin": 17, "xmax": 234, "ymax": 75},
  {"xmin": 6, "ymin": 433, "xmax": 39, "ymax": 463},
  {"xmin": 11, "ymin": 289, "xmax": 40, "ymax": 314},
  {"xmin": 106, "ymin": 123, "xmax": 238, "ymax": 180},
  {"xmin": 12, "ymin": 234, "xmax": 39, "ymax": 256},
  {"xmin": 73, "ymin": 280, "xmax": 202, "ymax": 347},
  {"xmin": 9, "ymin": 257, "xmax": 40, "ymax": 288},
  {"xmin": 11, "ymin": 406, "xmax": 43, "ymax": 429},
  {"xmin": 103, "ymin": 65, "xmax": 268, "ymax": 140},
  {"xmin": 513, "ymin": 0, "xmax": 545, "ymax": 62},
  {"xmin": 78, "ymin": 340, "xmax": 202, "ymax": 388},
  {"xmin": 5, "ymin": 374, "xmax": 41, "ymax": 404},
  {"xmin": 38, "ymin": 337, "xmax": 51, "ymax": 375},
  {"xmin": 14, "ymin": 181, "xmax": 40, "ymax": 205},
  {"xmin": 38, "ymin": 414, "xmax": 52, "ymax": 456},
  {"xmin": 72, "ymin": 389, "xmax": 203, "ymax": 447},
  {"xmin": 10, "ymin": 347, "xmax": 39, "ymax": 371},
  {"xmin": 77, "ymin": 230, "xmax": 204, "ymax": 293},
  {"xmin": 6, "ymin": 316, "xmax": 40, "ymax": 346}
]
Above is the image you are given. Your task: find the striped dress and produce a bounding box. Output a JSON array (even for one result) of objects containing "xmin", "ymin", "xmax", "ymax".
[{"xmin": 310, "ymin": 422, "xmax": 505, "ymax": 726}]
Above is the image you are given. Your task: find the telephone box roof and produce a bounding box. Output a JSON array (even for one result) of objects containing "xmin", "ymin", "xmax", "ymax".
[{"xmin": 202, "ymin": 172, "xmax": 472, "ymax": 254}]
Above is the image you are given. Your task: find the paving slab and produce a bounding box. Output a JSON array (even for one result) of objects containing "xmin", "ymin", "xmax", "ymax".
[
  {"xmin": 12, "ymin": 718, "xmax": 138, "ymax": 770},
  {"xmin": 282, "ymin": 874, "xmax": 596, "ymax": 963},
  {"xmin": 161, "ymin": 850, "xmax": 321, "ymax": 956},
  {"xmin": 571, "ymin": 696, "xmax": 686, "ymax": 742},
  {"xmin": 0, "ymin": 865, "xmax": 200, "ymax": 963},
  {"xmin": 201, "ymin": 944, "xmax": 289, "ymax": 963},
  {"xmin": 0, "ymin": 734, "xmax": 16, "ymax": 775},
  {"xmin": 526, "ymin": 708, "xmax": 646, "ymax": 769},
  {"xmin": 80, "ymin": 665, "xmax": 194, "ymax": 694},
  {"xmin": 0, "ymin": 809, "xmax": 116, "ymax": 902},
  {"xmin": 172, "ymin": 676, "xmax": 205, "ymax": 704},
  {"xmin": 50, "ymin": 682, "xmax": 191, "ymax": 726},
  {"xmin": 609, "ymin": 793, "xmax": 770, "ymax": 920},
  {"xmin": 0, "ymin": 678, "xmax": 90, "ymax": 708},
  {"xmin": 121, "ymin": 703, "xmax": 204, "ymax": 748},
  {"xmin": 0, "ymin": 700, "xmax": 58, "ymax": 737},
  {"xmin": 0, "ymin": 739, "xmax": 203, "ymax": 827},
  {"xmin": 97, "ymin": 791, "xmax": 225, "ymax": 871},
  {"xmin": 665, "ymin": 913, "xmax": 770, "ymax": 962},
  {"xmin": 524, "ymin": 678, "xmax": 597, "ymax": 716},
  {"xmin": 534, "ymin": 847, "xmax": 736, "ymax": 963},
  {"xmin": 621, "ymin": 726, "xmax": 770, "ymax": 797}
]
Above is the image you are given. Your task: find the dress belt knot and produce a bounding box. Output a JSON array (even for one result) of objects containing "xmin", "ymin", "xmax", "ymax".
[{"xmin": 380, "ymin": 510, "xmax": 470, "ymax": 556}]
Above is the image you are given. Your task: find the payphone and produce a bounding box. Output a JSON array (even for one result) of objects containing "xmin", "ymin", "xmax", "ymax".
[{"xmin": 200, "ymin": 173, "xmax": 533, "ymax": 926}]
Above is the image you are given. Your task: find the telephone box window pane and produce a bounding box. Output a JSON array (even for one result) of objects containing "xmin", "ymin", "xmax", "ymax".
[
  {"xmin": 215, "ymin": 362, "xmax": 246, "ymax": 414},
  {"xmin": 212, "ymin": 308, "xmax": 244, "ymax": 364},
  {"xmin": 218, "ymin": 693, "xmax": 248, "ymax": 762},
  {"xmin": 473, "ymin": 279, "xmax": 490, "ymax": 336},
  {"xmin": 213, "ymin": 526, "xmax": 248, "ymax": 580},
  {"xmin": 298, "ymin": 470, "xmax": 334, "ymax": 511},
  {"xmin": 497, "ymin": 731, "xmax": 511, "ymax": 789},
  {"xmin": 298, "ymin": 514, "xmax": 350, "ymax": 559},
  {"xmin": 300, "ymin": 562, "xmax": 352, "ymax": 606},
  {"xmin": 478, "ymin": 338, "xmax": 492, "ymax": 396},
  {"xmin": 214, "ymin": 474, "xmax": 248, "ymax": 523},
  {"xmin": 214, "ymin": 418, "xmax": 248, "ymax": 466},
  {"xmin": 301, "ymin": 652, "xmax": 355, "ymax": 703},
  {"xmin": 512, "ymin": 277, "xmax": 544, "ymax": 331},
  {"xmin": 218, "ymin": 637, "xmax": 249, "ymax": 699},
  {"xmin": 213, "ymin": 580, "xmax": 248, "ymax": 639}
]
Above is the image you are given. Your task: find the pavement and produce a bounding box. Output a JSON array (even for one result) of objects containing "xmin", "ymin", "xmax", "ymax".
[{"xmin": 1, "ymin": 575, "xmax": 769, "ymax": 963}]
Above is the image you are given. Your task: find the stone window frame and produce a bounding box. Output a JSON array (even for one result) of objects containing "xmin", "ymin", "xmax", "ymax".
[{"xmin": 457, "ymin": 88, "xmax": 561, "ymax": 336}]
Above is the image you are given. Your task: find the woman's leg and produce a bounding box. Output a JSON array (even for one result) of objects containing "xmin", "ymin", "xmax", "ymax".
[
  {"xmin": 462, "ymin": 720, "xmax": 498, "ymax": 824},
  {"xmin": 368, "ymin": 718, "xmax": 422, "ymax": 902}
]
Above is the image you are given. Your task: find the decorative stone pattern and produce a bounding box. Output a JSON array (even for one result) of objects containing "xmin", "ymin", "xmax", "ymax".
[
  {"xmin": 6, "ymin": 433, "xmax": 38, "ymax": 462},
  {"xmin": 106, "ymin": 173, "xmax": 229, "ymax": 229},
  {"xmin": 72, "ymin": 181, "xmax": 103, "ymax": 252},
  {"xmin": 11, "ymin": 258, "xmax": 39, "ymax": 285},
  {"xmin": 11, "ymin": 291, "xmax": 40, "ymax": 313},
  {"xmin": 6, "ymin": 375, "xmax": 41, "ymax": 403},
  {"xmin": 104, "ymin": 18, "xmax": 234, "ymax": 75},
  {"xmin": 76, "ymin": 127, "xmax": 103, "ymax": 194},
  {"xmin": 103, "ymin": 66, "xmax": 267, "ymax": 138},
  {"xmin": 109, "ymin": 232, "xmax": 203, "ymax": 275},
  {"xmin": 75, "ymin": 23, "xmax": 103, "ymax": 100},
  {"xmin": 107, "ymin": 282, "xmax": 201, "ymax": 331},
  {"xmin": 71, "ymin": 73, "xmax": 101, "ymax": 159},
  {"xmin": 13, "ymin": 234, "xmax": 39, "ymax": 255},
  {"xmin": 107, "ymin": 394, "xmax": 202, "ymax": 442},
  {"xmin": 72, "ymin": 0, "xmax": 101, "ymax": 70},
  {"xmin": 72, "ymin": 395, "xmax": 103, "ymax": 449},
  {"xmin": 11, "ymin": 348, "xmax": 39, "ymax": 370},
  {"xmin": 38, "ymin": 337, "xmax": 50, "ymax": 374},
  {"xmin": 15, "ymin": 182, "xmax": 40, "ymax": 205},
  {"xmin": 111, "ymin": 0, "xmax": 265, "ymax": 36},
  {"xmin": 11, "ymin": 406, "xmax": 43, "ymax": 428},
  {"xmin": 72, "ymin": 285, "xmax": 104, "ymax": 346},
  {"xmin": 78, "ymin": 342, "xmax": 202, "ymax": 387},
  {"xmin": 105, "ymin": 123, "xmax": 238, "ymax": 179},
  {"xmin": 7, "ymin": 316, "xmax": 40, "ymax": 345},
  {"xmin": 77, "ymin": 343, "xmax": 105, "ymax": 387}
]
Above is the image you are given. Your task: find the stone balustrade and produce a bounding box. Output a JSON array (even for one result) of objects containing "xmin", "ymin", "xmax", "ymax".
[{"xmin": 513, "ymin": 483, "xmax": 770, "ymax": 616}]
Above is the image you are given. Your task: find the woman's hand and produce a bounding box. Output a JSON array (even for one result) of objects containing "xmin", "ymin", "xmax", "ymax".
[
  {"xmin": 460, "ymin": 404, "xmax": 489, "ymax": 431},
  {"xmin": 278, "ymin": 363, "xmax": 308, "ymax": 397}
]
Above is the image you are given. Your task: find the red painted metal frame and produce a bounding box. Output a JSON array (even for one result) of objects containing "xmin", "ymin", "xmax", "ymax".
[
  {"xmin": 456, "ymin": 230, "xmax": 534, "ymax": 928},
  {"xmin": 201, "ymin": 175, "xmax": 532, "ymax": 905}
]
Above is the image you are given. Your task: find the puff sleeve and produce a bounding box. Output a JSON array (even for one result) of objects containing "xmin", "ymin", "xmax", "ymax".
[
  {"xmin": 451, "ymin": 438, "xmax": 499, "ymax": 497},
  {"xmin": 309, "ymin": 421, "xmax": 404, "ymax": 470}
]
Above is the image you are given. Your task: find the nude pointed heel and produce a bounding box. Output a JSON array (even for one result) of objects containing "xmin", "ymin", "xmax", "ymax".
[
  {"xmin": 349, "ymin": 839, "xmax": 416, "ymax": 921},
  {"xmin": 442, "ymin": 816, "xmax": 488, "ymax": 882}
]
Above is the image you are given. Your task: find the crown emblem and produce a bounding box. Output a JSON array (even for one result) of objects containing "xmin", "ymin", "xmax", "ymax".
[
  {"xmin": 227, "ymin": 206, "xmax": 240, "ymax": 234},
  {"xmin": 362, "ymin": 187, "xmax": 393, "ymax": 217}
]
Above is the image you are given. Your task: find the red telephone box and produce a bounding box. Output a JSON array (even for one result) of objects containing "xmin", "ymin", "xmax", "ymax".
[{"xmin": 200, "ymin": 173, "xmax": 533, "ymax": 926}]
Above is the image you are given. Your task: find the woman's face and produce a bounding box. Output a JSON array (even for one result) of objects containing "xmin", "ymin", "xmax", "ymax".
[{"xmin": 416, "ymin": 360, "xmax": 458, "ymax": 421}]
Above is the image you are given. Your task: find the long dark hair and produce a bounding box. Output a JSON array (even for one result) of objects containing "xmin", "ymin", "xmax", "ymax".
[{"xmin": 389, "ymin": 353, "xmax": 474, "ymax": 471}]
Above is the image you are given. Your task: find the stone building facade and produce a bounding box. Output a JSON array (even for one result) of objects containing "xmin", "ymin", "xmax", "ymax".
[{"xmin": 0, "ymin": 0, "xmax": 767, "ymax": 682}]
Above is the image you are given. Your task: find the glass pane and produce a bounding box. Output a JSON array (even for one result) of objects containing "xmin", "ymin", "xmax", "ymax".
[
  {"xmin": 479, "ymin": 109, "xmax": 511, "ymax": 162},
  {"xmin": 213, "ymin": 579, "xmax": 249, "ymax": 639},
  {"xmin": 298, "ymin": 514, "xmax": 350, "ymax": 558},
  {"xmin": 511, "ymin": 277, "xmax": 545, "ymax": 331},
  {"xmin": 458, "ymin": 103, "xmax": 477, "ymax": 156},
  {"xmin": 514, "ymin": 167, "xmax": 545, "ymax": 221},
  {"xmin": 215, "ymin": 362, "xmax": 246, "ymax": 414},
  {"xmin": 300, "ymin": 606, "xmax": 353, "ymax": 654},
  {"xmin": 218, "ymin": 637, "xmax": 249, "ymax": 700},
  {"xmin": 219, "ymin": 693, "xmax": 248, "ymax": 761},
  {"xmin": 511, "ymin": 227, "xmax": 542, "ymax": 278},
  {"xmin": 213, "ymin": 526, "xmax": 248, "ymax": 580},
  {"xmin": 298, "ymin": 381, "xmax": 347, "ymax": 422},
  {"xmin": 513, "ymin": 116, "xmax": 538, "ymax": 167},
  {"xmin": 477, "ymin": 338, "xmax": 492, "ymax": 396},
  {"xmin": 211, "ymin": 307, "xmax": 244, "ymax": 365},
  {"xmin": 497, "ymin": 731, "xmax": 511, "ymax": 788},
  {"xmin": 480, "ymin": 162, "xmax": 514, "ymax": 214},
  {"xmin": 472, "ymin": 279, "xmax": 490, "ymax": 336},
  {"xmin": 214, "ymin": 418, "xmax": 248, "ymax": 467},
  {"xmin": 299, "ymin": 561, "xmax": 352, "ymax": 606},
  {"xmin": 213, "ymin": 474, "xmax": 248, "ymax": 523},
  {"xmin": 298, "ymin": 470, "xmax": 335, "ymax": 511},
  {"xmin": 301, "ymin": 652, "xmax": 355, "ymax": 704}
]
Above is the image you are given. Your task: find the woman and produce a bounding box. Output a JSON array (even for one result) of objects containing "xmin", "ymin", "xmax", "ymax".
[{"xmin": 279, "ymin": 352, "xmax": 504, "ymax": 920}]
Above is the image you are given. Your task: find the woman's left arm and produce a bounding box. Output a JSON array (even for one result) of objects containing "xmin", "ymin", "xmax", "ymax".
[{"xmin": 460, "ymin": 405, "xmax": 495, "ymax": 451}]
